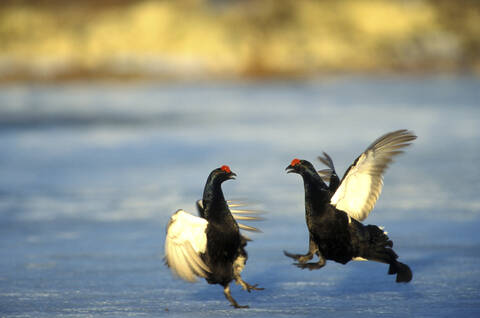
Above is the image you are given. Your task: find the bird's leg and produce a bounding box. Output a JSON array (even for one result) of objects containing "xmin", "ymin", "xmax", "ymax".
[
  {"xmin": 235, "ymin": 276, "xmax": 264, "ymax": 292},
  {"xmin": 223, "ymin": 284, "xmax": 249, "ymax": 309},
  {"xmin": 294, "ymin": 250, "xmax": 326, "ymax": 270},
  {"xmin": 284, "ymin": 236, "xmax": 317, "ymax": 263}
]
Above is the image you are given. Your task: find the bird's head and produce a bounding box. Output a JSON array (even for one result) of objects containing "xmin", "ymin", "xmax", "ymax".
[
  {"xmin": 285, "ymin": 158, "xmax": 317, "ymax": 176},
  {"xmin": 210, "ymin": 165, "xmax": 237, "ymax": 183}
]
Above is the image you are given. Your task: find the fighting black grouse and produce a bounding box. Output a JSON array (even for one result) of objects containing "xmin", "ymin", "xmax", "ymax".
[
  {"xmin": 165, "ymin": 165, "xmax": 263, "ymax": 308},
  {"xmin": 284, "ymin": 129, "xmax": 416, "ymax": 283}
]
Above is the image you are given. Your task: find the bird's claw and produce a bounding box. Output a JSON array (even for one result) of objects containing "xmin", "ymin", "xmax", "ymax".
[
  {"xmin": 245, "ymin": 283, "xmax": 264, "ymax": 292},
  {"xmin": 283, "ymin": 250, "xmax": 313, "ymax": 263},
  {"xmin": 294, "ymin": 262, "xmax": 325, "ymax": 270},
  {"xmin": 249, "ymin": 284, "xmax": 264, "ymax": 292},
  {"xmin": 236, "ymin": 279, "xmax": 265, "ymax": 293}
]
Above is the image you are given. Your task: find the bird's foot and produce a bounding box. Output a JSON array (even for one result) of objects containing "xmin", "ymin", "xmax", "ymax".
[
  {"xmin": 245, "ymin": 283, "xmax": 264, "ymax": 293},
  {"xmin": 236, "ymin": 278, "xmax": 264, "ymax": 292},
  {"xmin": 294, "ymin": 261, "xmax": 325, "ymax": 271},
  {"xmin": 224, "ymin": 285, "xmax": 250, "ymax": 309},
  {"xmin": 283, "ymin": 250, "xmax": 313, "ymax": 263}
]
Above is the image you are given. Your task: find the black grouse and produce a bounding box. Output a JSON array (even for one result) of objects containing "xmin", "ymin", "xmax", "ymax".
[
  {"xmin": 284, "ymin": 129, "xmax": 416, "ymax": 283},
  {"xmin": 165, "ymin": 165, "xmax": 263, "ymax": 308}
]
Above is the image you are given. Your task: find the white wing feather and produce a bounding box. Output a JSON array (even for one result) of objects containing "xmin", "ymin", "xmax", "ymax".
[
  {"xmin": 197, "ymin": 199, "xmax": 263, "ymax": 234},
  {"xmin": 330, "ymin": 129, "xmax": 416, "ymax": 221},
  {"xmin": 164, "ymin": 209, "xmax": 210, "ymax": 282}
]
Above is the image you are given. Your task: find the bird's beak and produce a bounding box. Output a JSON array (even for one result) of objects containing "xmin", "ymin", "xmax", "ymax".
[
  {"xmin": 285, "ymin": 165, "xmax": 295, "ymax": 174},
  {"xmin": 228, "ymin": 172, "xmax": 237, "ymax": 180}
]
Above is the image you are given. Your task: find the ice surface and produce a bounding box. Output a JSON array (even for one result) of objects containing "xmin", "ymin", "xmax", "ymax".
[{"xmin": 0, "ymin": 76, "xmax": 479, "ymax": 317}]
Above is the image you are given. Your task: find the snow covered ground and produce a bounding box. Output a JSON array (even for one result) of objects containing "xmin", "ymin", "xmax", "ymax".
[{"xmin": 1, "ymin": 76, "xmax": 479, "ymax": 317}]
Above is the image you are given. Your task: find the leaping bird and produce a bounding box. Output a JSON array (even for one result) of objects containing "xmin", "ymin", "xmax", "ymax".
[
  {"xmin": 284, "ymin": 129, "xmax": 416, "ymax": 283},
  {"xmin": 165, "ymin": 165, "xmax": 263, "ymax": 308}
]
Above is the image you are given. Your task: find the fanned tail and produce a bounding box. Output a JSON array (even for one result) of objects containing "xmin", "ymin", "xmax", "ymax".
[
  {"xmin": 366, "ymin": 224, "xmax": 394, "ymax": 249},
  {"xmin": 363, "ymin": 225, "xmax": 413, "ymax": 283},
  {"xmin": 388, "ymin": 261, "xmax": 413, "ymax": 283},
  {"xmin": 227, "ymin": 200, "xmax": 265, "ymax": 240}
]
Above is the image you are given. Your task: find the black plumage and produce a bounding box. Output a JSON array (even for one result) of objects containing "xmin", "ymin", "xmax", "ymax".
[
  {"xmin": 165, "ymin": 166, "xmax": 263, "ymax": 308},
  {"xmin": 284, "ymin": 130, "xmax": 415, "ymax": 283}
]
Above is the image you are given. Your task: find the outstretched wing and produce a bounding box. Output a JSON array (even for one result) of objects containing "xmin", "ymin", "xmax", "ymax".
[
  {"xmin": 330, "ymin": 129, "xmax": 416, "ymax": 221},
  {"xmin": 164, "ymin": 209, "xmax": 210, "ymax": 282}
]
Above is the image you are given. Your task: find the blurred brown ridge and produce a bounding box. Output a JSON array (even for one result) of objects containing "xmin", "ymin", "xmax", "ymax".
[{"xmin": 1, "ymin": 0, "xmax": 479, "ymax": 82}]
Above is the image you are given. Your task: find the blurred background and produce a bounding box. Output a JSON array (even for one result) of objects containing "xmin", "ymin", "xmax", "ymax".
[
  {"xmin": 1, "ymin": 0, "xmax": 479, "ymax": 317},
  {"xmin": 1, "ymin": 0, "xmax": 480, "ymax": 81}
]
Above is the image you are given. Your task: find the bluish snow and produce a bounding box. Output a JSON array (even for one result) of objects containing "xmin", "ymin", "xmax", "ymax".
[{"xmin": 0, "ymin": 76, "xmax": 479, "ymax": 317}]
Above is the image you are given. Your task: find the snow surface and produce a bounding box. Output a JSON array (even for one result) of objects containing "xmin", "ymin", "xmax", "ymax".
[{"xmin": 1, "ymin": 76, "xmax": 479, "ymax": 317}]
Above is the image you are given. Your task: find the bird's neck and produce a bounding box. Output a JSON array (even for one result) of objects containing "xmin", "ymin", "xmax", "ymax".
[
  {"xmin": 202, "ymin": 181, "xmax": 231, "ymax": 221},
  {"xmin": 302, "ymin": 173, "xmax": 330, "ymax": 218}
]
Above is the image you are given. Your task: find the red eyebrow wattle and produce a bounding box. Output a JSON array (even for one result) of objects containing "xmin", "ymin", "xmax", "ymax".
[
  {"xmin": 290, "ymin": 158, "xmax": 301, "ymax": 166},
  {"xmin": 221, "ymin": 165, "xmax": 231, "ymax": 173}
]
